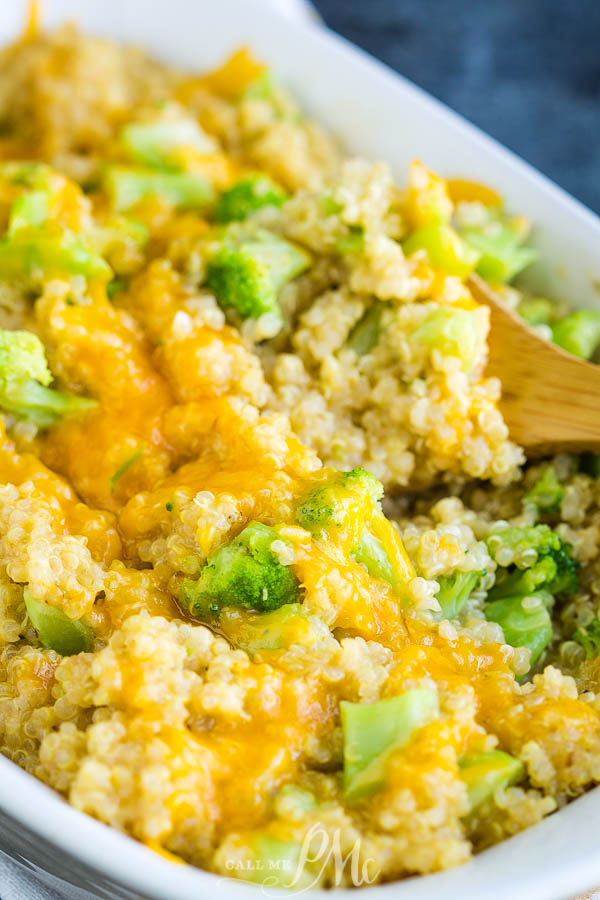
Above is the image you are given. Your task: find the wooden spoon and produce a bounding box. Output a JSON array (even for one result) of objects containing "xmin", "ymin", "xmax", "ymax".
[{"xmin": 467, "ymin": 273, "xmax": 600, "ymax": 455}]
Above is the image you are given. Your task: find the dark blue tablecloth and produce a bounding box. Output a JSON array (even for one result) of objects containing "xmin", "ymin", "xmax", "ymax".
[{"xmin": 313, "ymin": 0, "xmax": 600, "ymax": 215}]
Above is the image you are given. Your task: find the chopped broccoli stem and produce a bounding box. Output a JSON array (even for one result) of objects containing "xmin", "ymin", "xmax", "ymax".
[
  {"xmin": 552, "ymin": 309, "xmax": 600, "ymax": 360},
  {"xmin": 120, "ymin": 118, "xmax": 215, "ymax": 170},
  {"xmin": 7, "ymin": 189, "xmax": 51, "ymax": 234},
  {"xmin": 336, "ymin": 224, "xmax": 364, "ymax": 256},
  {"xmin": 461, "ymin": 223, "xmax": 537, "ymax": 283},
  {"xmin": 346, "ymin": 301, "xmax": 387, "ymax": 356},
  {"xmin": 459, "ymin": 750, "xmax": 524, "ymax": 812},
  {"xmin": 0, "ymin": 329, "xmax": 96, "ymax": 427},
  {"xmin": 435, "ymin": 570, "xmax": 482, "ymax": 620},
  {"xmin": 411, "ymin": 306, "xmax": 480, "ymax": 370},
  {"xmin": 215, "ymin": 173, "xmax": 288, "ymax": 223},
  {"xmin": 223, "ymin": 602, "xmax": 309, "ymax": 656},
  {"xmin": 403, "ymin": 224, "xmax": 481, "ymax": 277},
  {"xmin": 0, "ymin": 231, "xmax": 111, "ymax": 283},
  {"xmin": 250, "ymin": 836, "xmax": 304, "ymax": 888},
  {"xmin": 206, "ymin": 226, "xmax": 310, "ymax": 325},
  {"xmin": 517, "ymin": 296, "xmax": 556, "ymax": 327},
  {"xmin": 485, "ymin": 593, "xmax": 553, "ymax": 665},
  {"xmin": 25, "ymin": 589, "xmax": 94, "ymax": 656},
  {"xmin": 341, "ymin": 689, "xmax": 439, "ymax": 802},
  {"xmin": 180, "ymin": 521, "xmax": 300, "ymax": 617},
  {"xmin": 572, "ymin": 616, "xmax": 600, "ymax": 659},
  {"xmin": 354, "ymin": 528, "xmax": 400, "ymax": 591},
  {"xmin": 524, "ymin": 466, "xmax": 563, "ymax": 513},
  {"xmin": 104, "ymin": 166, "xmax": 215, "ymax": 212}
]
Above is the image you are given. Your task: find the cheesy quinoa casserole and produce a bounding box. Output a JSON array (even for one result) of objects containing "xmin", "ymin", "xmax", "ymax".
[{"xmin": 0, "ymin": 18, "xmax": 600, "ymax": 890}]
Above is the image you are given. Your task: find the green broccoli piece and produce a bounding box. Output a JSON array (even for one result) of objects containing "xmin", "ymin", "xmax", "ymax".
[
  {"xmin": 403, "ymin": 224, "xmax": 481, "ymax": 277},
  {"xmin": 460, "ymin": 221, "xmax": 537, "ymax": 283},
  {"xmin": 223, "ymin": 603, "xmax": 306, "ymax": 656},
  {"xmin": 205, "ymin": 226, "xmax": 310, "ymax": 327},
  {"xmin": 459, "ymin": 750, "xmax": 524, "ymax": 812},
  {"xmin": 104, "ymin": 166, "xmax": 215, "ymax": 212},
  {"xmin": 487, "ymin": 525, "xmax": 579, "ymax": 598},
  {"xmin": 336, "ymin": 224, "xmax": 364, "ymax": 256},
  {"xmin": 341, "ymin": 689, "xmax": 439, "ymax": 802},
  {"xmin": 296, "ymin": 467, "xmax": 383, "ymax": 536},
  {"xmin": 214, "ymin": 174, "xmax": 288, "ymax": 223},
  {"xmin": 7, "ymin": 189, "xmax": 51, "ymax": 235},
  {"xmin": 295, "ymin": 467, "xmax": 413, "ymax": 595},
  {"xmin": 346, "ymin": 301, "xmax": 387, "ymax": 357},
  {"xmin": 120, "ymin": 117, "xmax": 215, "ymax": 170},
  {"xmin": 435, "ymin": 570, "xmax": 483, "ymax": 620},
  {"xmin": 0, "ymin": 231, "xmax": 112, "ymax": 284},
  {"xmin": 179, "ymin": 521, "xmax": 300, "ymax": 617},
  {"xmin": 524, "ymin": 466, "xmax": 563, "ymax": 513},
  {"xmin": 0, "ymin": 329, "xmax": 96, "ymax": 427},
  {"xmin": 411, "ymin": 306, "xmax": 480, "ymax": 370},
  {"xmin": 552, "ymin": 309, "xmax": 600, "ymax": 361},
  {"xmin": 572, "ymin": 617, "xmax": 600, "ymax": 659},
  {"xmin": 25, "ymin": 589, "xmax": 94, "ymax": 656},
  {"xmin": 485, "ymin": 592, "xmax": 553, "ymax": 666},
  {"xmin": 517, "ymin": 296, "xmax": 556, "ymax": 327},
  {"xmin": 485, "ymin": 524, "xmax": 579, "ymax": 666}
]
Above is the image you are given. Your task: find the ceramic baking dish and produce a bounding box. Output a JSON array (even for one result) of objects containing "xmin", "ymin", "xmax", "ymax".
[{"xmin": 1, "ymin": 1, "xmax": 600, "ymax": 898}]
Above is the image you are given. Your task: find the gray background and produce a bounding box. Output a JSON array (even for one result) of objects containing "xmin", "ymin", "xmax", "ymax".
[{"xmin": 313, "ymin": 0, "xmax": 600, "ymax": 214}]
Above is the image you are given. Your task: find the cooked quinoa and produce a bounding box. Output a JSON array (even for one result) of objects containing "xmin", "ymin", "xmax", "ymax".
[{"xmin": 0, "ymin": 19, "xmax": 599, "ymax": 892}]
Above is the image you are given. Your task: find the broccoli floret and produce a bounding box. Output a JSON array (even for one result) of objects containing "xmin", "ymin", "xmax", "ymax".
[
  {"xmin": 572, "ymin": 617, "xmax": 600, "ymax": 659},
  {"xmin": 296, "ymin": 467, "xmax": 383, "ymax": 536},
  {"xmin": 205, "ymin": 226, "xmax": 310, "ymax": 328},
  {"xmin": 487, "ymin": 525, "xmax": 579, "ymax": 598},
  {"xmin": 552, "ymin": 309, "xmax": 600, "ymax": 361},
  {"xmin": 179, "ymin": 521, "xmax": 300, "ymax": 617},
  {"xmin": 295, "ymin": 467, "xmax": 414, "ymax": 595},
  {"xmin": 435, "ymin": 570, "xmax": 483, "ymax": 620},
  {"xmin": 485, "ymin": 524, "xmax": 579, "ymax": 668},
  {"xmin": 524, "ymin": 466, "xmax": 563, "ymax": 513},
  {"xmin": 346, "ymin": 301, "xmax": 387, "ymax": 356},
  {"xmin": 0, "ymin": 329, "xmax": 96, "ymax": 427},
  {"xmin": 214, "ymin": 174, "xmax": 288, "ymax": 223}
]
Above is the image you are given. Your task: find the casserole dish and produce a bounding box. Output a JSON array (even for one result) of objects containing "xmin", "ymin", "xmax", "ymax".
[{"xmin": 0, "ymin": 1, "xmax": 599, "ymax": 898}]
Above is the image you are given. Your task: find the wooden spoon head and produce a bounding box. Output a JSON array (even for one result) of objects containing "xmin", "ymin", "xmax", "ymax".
[{"xmin": 467, "ymin": 274, "xmax": 600, "ymax": 455}]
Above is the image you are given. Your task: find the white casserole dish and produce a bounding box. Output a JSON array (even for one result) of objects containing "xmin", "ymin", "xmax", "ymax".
[{"xmin": 1, "ymin": 1, "xmax": 600, "ymax": 898}]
